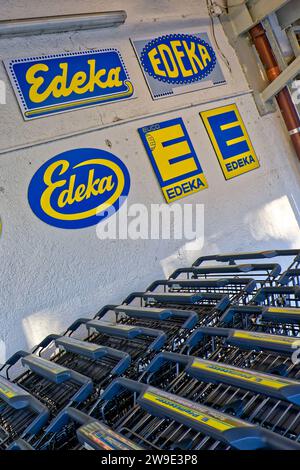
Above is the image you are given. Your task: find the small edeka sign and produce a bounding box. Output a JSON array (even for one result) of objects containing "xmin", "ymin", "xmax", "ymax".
[
  {"xmin": 200, "ymin": 104, "xmax": 260, "ymax": 180},
  {"xmin": 131, "ymin": 33, "xmax": 226, "ymax": 100},
  {"xmin": 4, "ymin": 49, "xmax": 134, "ymax": 120},
  {"xmin": 138, "ymin": 117, "xmax": 208, "ymax": 203}
]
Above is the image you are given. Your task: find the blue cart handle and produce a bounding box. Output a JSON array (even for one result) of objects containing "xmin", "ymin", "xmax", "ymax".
[
  {"xmin": 114, "ymin": 305, "xmax": 198, "ymax": 329},
  {"xmin": 252, "ymin": 286, "xmax": 300, "ymax": 303},
  {"xmin": 86, "ymin": 320, "xmax": 167, "ymax": 351},
  {"xmin": 55, "ymin": 336, "xmax": 131, "ymax": 376},
  {"xmin": 193, "ymin": 250, "xmax": 300, "ymax": 266},
  {"xmin": 279, "ymin": 269, "xmax": 300, "ymax": 285}
]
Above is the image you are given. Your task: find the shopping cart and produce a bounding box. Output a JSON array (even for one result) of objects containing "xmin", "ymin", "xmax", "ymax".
[
  {"xmin": 182, "ymin": 326, "xmax": 300, "ymax": 379},
  {"xmin": 32, "ymin": 334, "xmax": 130, "ymax": 389},
  {"xmin": 169, "ymin": 264, "xmax": 281, "ymax": 304},
  {"xmin": 92, "ymin": 378, "xmax": 300, "ymax": 450},
  {"xmin": 145, "ymin": 277, "xmax": 256, "ymax": 306},
  {"xmin": 34, "ymin": 319, "xmax": 167, "ymax": 377},
  {"xmin": 14, "ymin": 407, "xmax": 143, "ymax": 450},
  {"xmin": 252, "ymin": 286, "xmax": 300, "ymax": 308},
  {"xmin": 0, "ymin": 352, "xmax": 93, "ymax": 420},
  {"xmin": 0, "ymin": 375, "xmax": 49, "ymax": 449},
  {"xmin": 139, "ymin": 351, "xmax": 300, "ymax": 442},
  {"xmin": 219, "ymin": 303, "xmax": 300, "ymax": 336},
  {"xmin": 118, "ymin": 290, "xmax": 230, "ymax": 331}
]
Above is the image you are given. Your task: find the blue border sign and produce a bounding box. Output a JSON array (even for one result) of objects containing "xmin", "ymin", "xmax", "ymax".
[
  {"xmin": 5, "ymin": 49, "xmax": 134, "ymax": 120},
  {"xmin": 28, "ymin": 148, "xmax": 131, "ymax": 229},
  {"xmin": 138, "ymin": 117, "xmax": 208, "ymax": 203},
  {"xmin": 132, "ymin": 33, "xmax": 226, "ymax": 99}
]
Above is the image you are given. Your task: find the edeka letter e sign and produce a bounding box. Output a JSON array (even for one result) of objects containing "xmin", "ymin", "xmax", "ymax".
[
  {"xmin": 132, "ymin": 33, "xmax": 225, "ymax": 99},
  {"xmin": 200, "ymin": 104, "xmax": 260, "ymax": 180},
  {"xmin": 28, "ymin": 148, "xmax": 130, "ymax": 229},
  {"xmin": 5, "ymin": 49, "xmax": 134, "ymax": 120},
  {"xmin": 138, "ymin": 118, "xmax": 208, "ymax": 203}
]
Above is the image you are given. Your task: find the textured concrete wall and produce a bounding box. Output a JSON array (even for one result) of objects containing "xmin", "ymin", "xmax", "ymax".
[{"xmin": 0, "ymin": 1, "xmax": 300, "ymax": 361}]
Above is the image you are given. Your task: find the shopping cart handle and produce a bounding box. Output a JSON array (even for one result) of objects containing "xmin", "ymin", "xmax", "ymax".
[
  {"xmin": 7, "ymin": 439, "xmax": 35, "ymax": 450},
  {"xmin": 32, "ymin": 334, "xmax": 60, "ymax": 353},
  {"xmin": 220, "ymin": 305, "xmax": 263, "ymax": 324},
  {"xmin": 64, "ymin": 318, "xmax": 90, "ymax": 335},
  {"xmin": 186, "ymin": 357, "xmax": 300, "ymax": 406},
  {"xmin": 143, "ymin": 291, "xmax": 230, "ymax": 311},
  {"xmin": 145, "ymin": 352, "xmax": 190, "ymax": 373},
  {"xmin": 114, "ymin": 305, "xmax": 199, "ymax": 329},
  {"xmin": 278, "ymin": 269, "xmax": 300, "ymax": 285},
  {"xmin": 102, "ymin": 377, "xmax": 145, "ymax": 400},
  {"xmin": 262, "ymin": 306, "xmax": 300, "ymax": 324},
  {"xmin": 2, "ymin": 350, "xmax": 28, "ymax": 368},
  {"xmin": 21, "ymin": 355, "xmax": 93, "ymax": 402},
  {"xmin": 55, "ymin": 336, "xmax": 131, "ymax": 376},
  {"xmin": 226, "ymin": 328, "xmax": 300, "ymax": 354},
  {"xmin": 44, "ymin": 406, "xmax": 95, "ymax": 433},
  {"xmin": 190, "ymin": 254, "xmax": 221, "ymax": 266},
  {"xmin": 192, "ymin": 251, "xmax": 279, "ymax": 266},
  {"xmin": 94, "ymin": 304, "xmax": 118, "ymax": 319},
  {"xmin": 184, "ymin": 327, "xmax": 230, "ymax": 347},
  {"xmin": 0, "ymin": 374, "xmax": 30, "ymax": 408},
  {"xmin": 86, "ymin": 320, "xmax": 167, "ymax": 351},
  {"xmin": 252, "ymin": 286, "xmax": 300, "ymax": 303},
  {"xmin": 193, "ymin": 250, "xmax": 300, "ymax": 266},
  {"xmin": 77, "ymin": 420, "xmax": 143, "ymax": 450},
  {"xmin": 165, "ymin": 277, "xmax": 256, "ymax": 291},
  {"xmin": 0, "ymin": 375, "xmax": 50, "ymax": 435}
]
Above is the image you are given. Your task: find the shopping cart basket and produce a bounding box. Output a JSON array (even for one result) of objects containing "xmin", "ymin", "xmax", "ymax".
[
  {"xmin": 0, "ymin": 375, "xmax": 49, "ymax": 449},
  {"xmin": 93, "ymin": 378, "xmax": 300, "ymax": 450},
  {"xmin": 140, "ymin": 351, "xmax": 300, "ymax": 442}
]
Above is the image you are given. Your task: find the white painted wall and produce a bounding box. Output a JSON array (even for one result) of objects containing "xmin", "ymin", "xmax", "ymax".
[{"xmin": 0, "ymin": 0, "xmax": 300, "ymax": 361}]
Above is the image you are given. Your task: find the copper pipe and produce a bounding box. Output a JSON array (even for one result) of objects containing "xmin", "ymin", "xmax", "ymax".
[{"xmin": 250, "ymin": 23, "xmax": 300, "ymax": 161}]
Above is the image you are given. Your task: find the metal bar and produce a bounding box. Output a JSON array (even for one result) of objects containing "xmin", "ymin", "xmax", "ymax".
[
  {"xmin": 261, "ymin": 54, "xmax": 300, "ymax": 102},
  {"xmin": 0, "ymin": 11, "xmax": 127, "ymax": 38}
]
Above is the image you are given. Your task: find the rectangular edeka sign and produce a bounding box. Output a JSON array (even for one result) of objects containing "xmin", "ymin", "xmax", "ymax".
[
  {"xmin": 132, "ymin": 33, "xmax": 226, "ymax": 100},
  {"xmin": 138, "ymin": 117, "xmax": 208, "ymax": 203},
  {"xmin": 4, "ymin": 49, "xmax": 134, "ymax": 120},
  {"xmin": 200, "ymin": 104, "xmax": 260, "ymax": 180}
]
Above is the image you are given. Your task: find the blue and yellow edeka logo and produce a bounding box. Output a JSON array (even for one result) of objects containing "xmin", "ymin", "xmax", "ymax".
[
  {"xmin": 201, "ymin": 104, "xmax": 260, "ymax": 180},
  {"xmin": 139, "ymin": 118, "xmax": 208, "ymax": 203},
  {"xmin": 5, "ymin": 50, "xmax": 134, "ymax": 120},
  {"xmin": 28, "ymin": 148, "xmax": 130, "ymax": 229}
]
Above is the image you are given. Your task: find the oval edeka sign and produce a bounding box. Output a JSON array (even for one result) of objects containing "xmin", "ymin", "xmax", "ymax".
[
  {"xmin": 140, "ymin": 34, "xmax": 216, "ymax": 85},
  {"xmin": 132, "ymin": 32, "xmax": 226, "ymax": 100},
  {"xmin": 28, "ymin": 148, "xmax": 130, "ymax": 229}
]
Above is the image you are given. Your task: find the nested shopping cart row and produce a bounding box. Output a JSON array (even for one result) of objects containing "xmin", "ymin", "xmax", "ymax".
[{"xmin": 1, "ymin": 248, "xmax": 300, "ymax": 450}]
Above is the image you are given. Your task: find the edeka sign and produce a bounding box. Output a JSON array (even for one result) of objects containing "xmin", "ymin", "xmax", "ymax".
[
  {"xmin": 28, "ymin": 148, "xmax": 130, "ymax": 229},
  {"xmin": 132, "ymin": 33, "xmax": 225, "ymax": 99},
  {"xmin": 138, "ymin": 118, "xmax": 208, "ymax": 203},
  {"xmin": 4, "ymin": 49, "xmax": 134, "ymax": 120},
  {"xmin": 200, "ymin": 104, "xmax": 260, "ymax": 180}
]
